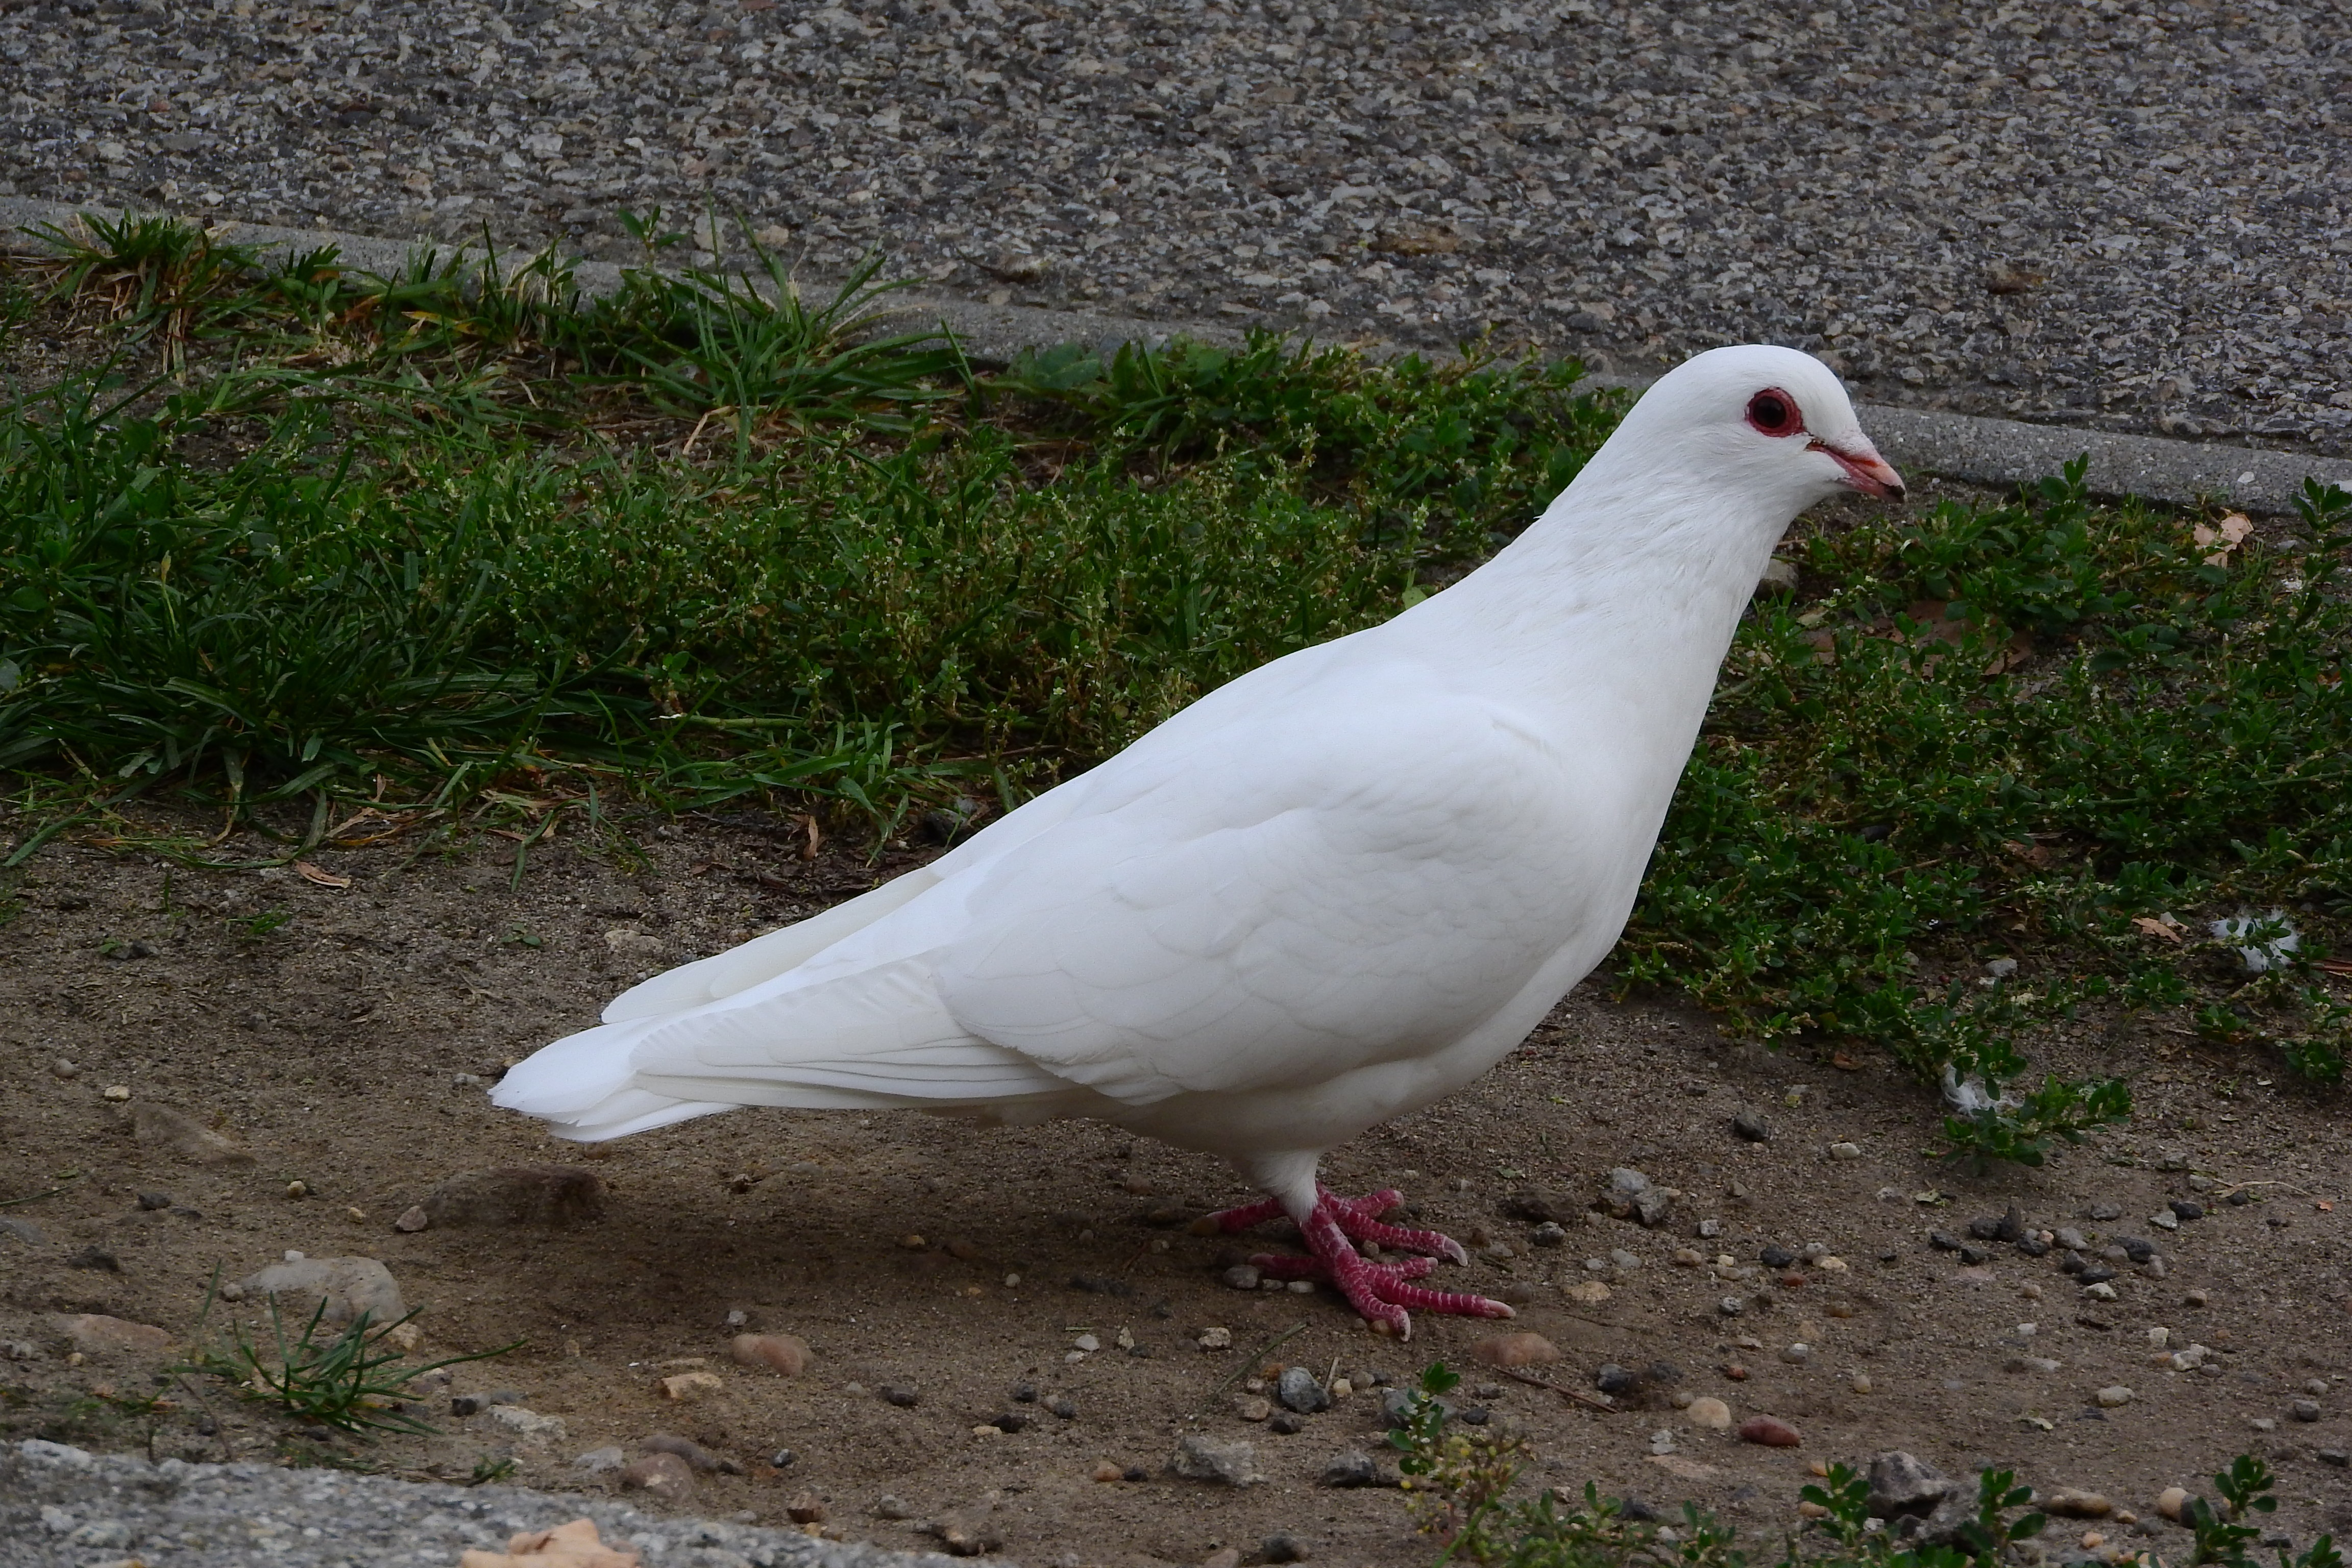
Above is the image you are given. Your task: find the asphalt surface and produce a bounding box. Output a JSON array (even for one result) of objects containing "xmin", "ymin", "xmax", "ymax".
[
  {"xmin": 5, "ymin": 1, "xmax": 2347, "ymax": 453},
  {"xmin": 4, "ymin": 1438, "xmax": 973, "ymax": 1568}
]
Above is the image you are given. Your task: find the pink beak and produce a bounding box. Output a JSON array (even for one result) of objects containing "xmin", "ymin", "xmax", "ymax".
[{"xmin": 1811, "ymin": 436, "xmax": 1906, "ymax": 500}]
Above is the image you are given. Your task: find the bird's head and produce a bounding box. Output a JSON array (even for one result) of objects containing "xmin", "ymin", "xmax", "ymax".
[{"xmin": 1614, "ymin": 344, "xmax": 1905, "ymax": 513}]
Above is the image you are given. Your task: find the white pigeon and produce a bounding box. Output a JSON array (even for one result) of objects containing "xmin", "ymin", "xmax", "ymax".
[{"xmin": 494, "ymin": 344, "xmax": 1904, "ymax": 1336}]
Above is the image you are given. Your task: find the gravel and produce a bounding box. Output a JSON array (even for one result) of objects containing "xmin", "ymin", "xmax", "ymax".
[
  {"xmin": 1, "ymin": 1438, "xmax": 970, "ymax": 1568},
  {"xmin": 6, "ymin": 1, "xmax": 2346, "ymax": 452}
]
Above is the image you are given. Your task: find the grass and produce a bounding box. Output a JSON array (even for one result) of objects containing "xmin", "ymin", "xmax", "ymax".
[
  {"xmin": 1388, "ymin": 1361, "xmax": 2341, "ymax": 1568},
  {"xmin": 182, "ymin": 1292, "xmax": 517, "ymax": 1439},
  {"xmin": 4, "ymin": 211, "xmax": 2350, "ymax": 1160}
]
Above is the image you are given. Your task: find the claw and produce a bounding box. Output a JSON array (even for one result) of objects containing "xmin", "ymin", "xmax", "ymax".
[{"xmin": 1199, "ymin": 1183, "xmax": 1512, "ymax": 1337}]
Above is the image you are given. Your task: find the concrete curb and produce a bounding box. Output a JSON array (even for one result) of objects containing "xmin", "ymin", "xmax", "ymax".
[{"xmin": 9, "ymin": 198, "xmax": 2349, "ymax": 517}]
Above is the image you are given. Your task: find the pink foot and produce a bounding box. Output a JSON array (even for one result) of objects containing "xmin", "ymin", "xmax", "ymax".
[{"xmin": 1194, "ymin": 1185, "xmax": 1512, "ymax": 1339}]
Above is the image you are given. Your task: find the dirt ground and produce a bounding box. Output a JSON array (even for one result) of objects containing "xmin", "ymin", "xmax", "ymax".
[{"xmin": 3, "ymin": 799, "xmax": 2349, "ymax": 1567}]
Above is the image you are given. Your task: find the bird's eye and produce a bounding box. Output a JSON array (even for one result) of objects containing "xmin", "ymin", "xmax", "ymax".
[{"xmin": 1746, "ymin": 389, "xmax": 1802, "ymax": 436}]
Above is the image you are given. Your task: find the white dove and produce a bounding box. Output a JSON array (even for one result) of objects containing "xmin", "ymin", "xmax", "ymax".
[{"xmin": 494, "ymin": 344, "xmax": 1904, "ymax": 1336}]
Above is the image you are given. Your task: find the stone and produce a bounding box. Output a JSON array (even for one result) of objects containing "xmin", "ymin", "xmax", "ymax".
[
  {"xmin": 1563, "ymin": 1279, "xmax": 1612, "ymax": 1306},
  {"xmin": 2045, "ymin": 1489, "xmax": 2113, "ymax": 1518},
  {"xmin": 657, "ymin": 1370, "xmax": 722, "ymax": 1402},
  {"xmin": 1593, "ymin": 1363, "xmax": 1639, "ymax": 1395},
  {"xmin": 1321, "ymin": 1450, "xmax": 1385, "ymax": 1488},
  {"xmin": 1779, "ymin": 1344, "xmax": 1810, "ymax": 1365},
  {"xmin": 237, "ymin": 1253, "xmax": 406, "ymax": 1326},
  {"xmin": 1686, "ymin": 1396, "xmax": 1733, "ymax": 1430},
  {"xmin": 572, "ymin": 1446, "xmax": 627, "ymax": 1474},
  {"xmin": 2169, "ymin": 1200, "xmax": 2204, "ymax": 1221},
  {"xmin": 2150, "ymin": 1210, "xmax": 2180, "ymax": 1231},
  {"xmin": 1737, "ymin": 1415, "xmax": 1802, "ymax": 1447},
  {"xmin": 1829, "ymin": 1141, "xmax": 1862, "ymax": 1160},
  {"xmin": 880, "ymin": 1383, "xmax": 921, "ymax": 1406},
  {"xmin": 461, "ymin": 1518, "xmax": 641, "ymax": 1567},
  {"xmin": 421, "ymin": 1167, "xmax": 605, "ymax": 1228},
  {"xmin": 130, "ymin": 1103, "xmax": 255, "ymax": 1166},
  {"xmin": 1170, "ymin": 1433, "xmax": 1262, "ymax": 1485},
  {"xmin": 1261, "ymin": 1534, "xmax": 1308, "ymax": 1563},
  {"xmin": 787, "ymin": 1496, "xmax": 829, "ymax": 1526},
  {"xmin": 2096, "ymin": 1385, "xmax": 2134, "ymax": 1408},
  {"xmin": 1197, "ymin": 1327, "xmax": 1233, "ymax": 1350},
  {"xmin": 2157, "ymin": 1487, "xmax": 2190, "ymax": 1522},
  {"xmin": 1470, "ymin": 1332, "xmax": 1561, "ymax": 1368},
  {"xmin": 874, "ymin": 1494, "xmax": 916, "ymax": 1520},
  {"xmin": 642, "ymin": 1433, "xmax": 732, "ymax": 1472},
  {"xmin": 50, "ymin": 1314, "xmax": 172, "ymax": 1358},
  {"xmin": 1233, "ymin": 1394, "xmax": 1272, "ymax": 1421},
  {"xmin": 1277, "ymin": 1365, "xmax": 1330, "ymax": 1414},
  {"xmin": 1760, "ymin": 1243, "xmax": 1797, "ymax": 1268},
  {"xmin": 729, "ymin": 1333, "xmax": 811, "ymax": 1376},
  {"xmin": 1530, "ymin": 1221, "xmax": 1569, "ymax": 1247},
  {"xmin": 487, "ymin": 1405, "xmax": 569, "ymax": 1443},
  {"xmin": 1733, "ymin": 1111, "xmax": 1771, "ymax": 1142},
  {"xmin": 620, "ymin": 1451, "xmax": 696, "ymax": 1503},
  {"xmin": 2291, "ymin": 1400, "xmax": 2322, "ymax": 1423},
  {"xmin": 0, "ymin": 1217, "xmax": 47, "ymax": 1245},
  {"xmin": 1268, "ymin": 1411, "xmax": 1306, "ymax": 1434},
  {"xmin": 1223, "ymin": 1264, "xmax": 1263, "ymax": 1290},
  {"xmin": 2318, "ymin": 1451, "xmax": 2349, "ymax": 1469},
  {"xmin": 393, "ymin": 1206, "xmax": 430, "ymax": 1233}
]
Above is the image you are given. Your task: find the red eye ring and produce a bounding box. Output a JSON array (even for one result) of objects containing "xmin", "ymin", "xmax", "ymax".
[{"xmin": 1746, "ymin": 388, "xmax": 1805, "ymax": 436}]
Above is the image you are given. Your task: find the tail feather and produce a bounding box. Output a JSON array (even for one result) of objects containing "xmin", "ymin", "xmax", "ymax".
[{"xmin": 494, "ymin": 952, "xmax": 1088, "ymax": 1142}]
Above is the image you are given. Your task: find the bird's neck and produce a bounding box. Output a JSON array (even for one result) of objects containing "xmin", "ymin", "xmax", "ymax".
[{"xmin": 1406, "ymin": 463, "xmax": 1793, "ymax": 735}]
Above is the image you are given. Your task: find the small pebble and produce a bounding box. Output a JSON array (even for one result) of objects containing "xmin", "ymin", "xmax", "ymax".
[
  {"xmin": 730, "ymin": 1333, "xmax": 812, "ymax": 1377},
  {"xmin": 2096, "ymin": 1386, "xmax": 2134, "ymax": 1408},
  {"xmin": 1686, "ymin": 1396, "xmax": 1733, "ymax": 1430},
  {"xmin": 2150, "ymin": 1211, "xmax": 2180, "ymax": 1231},
  {"xmin": 1092, "ymin": 1461, "xmax": 1122, "ymax": 1482},
  {"xmin": 2308, "ymin": 1379, "xmax": 2330, "ymax": 1397},
  {"xmin": 1268, "ymin": 1411, "xmax": 1306, "ymax": 1434},
  {"xmin": 2157, "ymin": 1486, "xmax": 2190, "ymax": 1522},
  {"xmin": 2185, "ymin": 1288, "xmax": 2210, "ymax": 1308},
  {"xmin": 1732, "ymin": 1111, "xmax": 1771, "ymax": 1143},
  {"xmin": 1737, "ymin": 1415, "xmax": 1802, "ymax": 1447},
  {"xmin": 1828, "ymin": 1142, "xmax": 1861, "ymax": 1161},
  {"xmin": 1072, "ymin": 1334, "xmax": 1100, "ymax": 1353},
  {"xmin": 2251, "ymin": 1417, "xmax": 2277, "ymax": 1433},
  {"xmin": 1198, "ymin": 1328, "xmax": 1233, "ymax": 1350},
  {"xmin": 1233, "ymin": 1395, "xmax": 1272, "ymax": 1422},
  {"xmin": 2317, "ymin": 1450, "xmax": 2349, "ymax": 1469},
  {"xmin": 2169, "ymin": 1200, "xmax": 2204, "ymax": 1221},
  {"xmin": 1047, "ymin": 1395, "xmax": 1077, "ymax": 1419},
  {"xmin": 880, "ymin": 1384, "xmax": 921, "ymax": 1407},
  {"xmin": 1850, "ymin": 1373, "xmax": 1872, "ymax": 1394},
  {"xmin": 1779, "ymin": 1344, "xmax": 1809, "ymax": 1365},
  {"xmin": 1530, "ymin": 1221, "xmax": 1568, "ymax": 1247},
  {"xmin": 1260, "ymin": 1533, "xmax": 1308, "ymax": 1564},
  {"xmin": 1470, "ymin": 1332, "xmax": 1561, "ymax": 1368},
  {"xmin": 2291, "ymin": 1400, "xmax": 2322, "ymax": 1423},
  {"xmin": 1223, "ymin": 1264, "xmax": 1262, "ymax": 1290}
]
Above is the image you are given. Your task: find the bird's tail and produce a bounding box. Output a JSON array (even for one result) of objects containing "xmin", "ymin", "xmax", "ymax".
[{"xmin": 491, "ymin": 957, "xmax": 1087, "ymax": 1141}]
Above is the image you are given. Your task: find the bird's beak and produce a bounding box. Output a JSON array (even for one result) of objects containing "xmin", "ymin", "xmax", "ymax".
[{"xmin": 1811, "ymin": 436, "xmax": 1906, "ymax": 501}]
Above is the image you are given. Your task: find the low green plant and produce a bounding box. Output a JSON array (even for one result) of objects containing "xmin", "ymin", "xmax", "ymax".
[
  {"xmin": 467, "ymin": 1455, "xmax": 521, "ymax": 1486},
  {"xmin": 1933, "ymin": 1031, "xmax": 2132, "ymax": 1169},
  {"xmin": 184, "ymin": 1295, "xmax": 517, "ymax": 1437},
  {"xmin": 2182, "ymin": 1455, "xmax": 2342, "ymax": 1568},
  {"xmin": 1386, "ymin": 1358, "xmax": 2333, "ymax": 1568}
]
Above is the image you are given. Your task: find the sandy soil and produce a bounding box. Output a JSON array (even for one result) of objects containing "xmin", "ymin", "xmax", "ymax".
[{"xmin": 3, "ymin": 801, "xmax": 2349, "ymax": 1567}]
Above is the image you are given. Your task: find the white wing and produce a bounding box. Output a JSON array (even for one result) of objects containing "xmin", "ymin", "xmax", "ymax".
[{"xmin": 934, "ymin": 658, "xmax": 1604, "ymax": 1106}]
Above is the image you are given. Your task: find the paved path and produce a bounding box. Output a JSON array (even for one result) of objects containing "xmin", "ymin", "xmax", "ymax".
[
  {"xmin": 4, "ymin": 1438, "xmax": 971, "ymax": 1568},
  {"xmin": 5, "ymin": 1, "xmax": 2346, "ymax": 453}
]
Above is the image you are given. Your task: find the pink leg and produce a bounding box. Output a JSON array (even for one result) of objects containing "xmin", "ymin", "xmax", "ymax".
[{"xmin": 1198, "ymin": 1184, "xmax": 1511, "ymax": 1339}]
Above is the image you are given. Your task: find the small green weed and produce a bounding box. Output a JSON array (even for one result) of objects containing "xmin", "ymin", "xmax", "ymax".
[
  {"xmin": 185, "ymin": 1296, "xmax": 517, "ymax": 1438},
  {"xmin": 467, "ymin": 1455, "xmax": 521, "ymax": 1486},
  {"xmin": 1388, "ymin": 1363, "xmax": 2334, "ymax": 1568}
]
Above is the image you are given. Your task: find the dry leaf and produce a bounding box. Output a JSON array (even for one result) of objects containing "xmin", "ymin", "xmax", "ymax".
[
  {"xmin": 2131, "ymin": 916, "xmax": 2184, "ymax": 942},
  {"xmin": 293, "ymin": 860, "xmax": 351, "ymax": 889}
]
